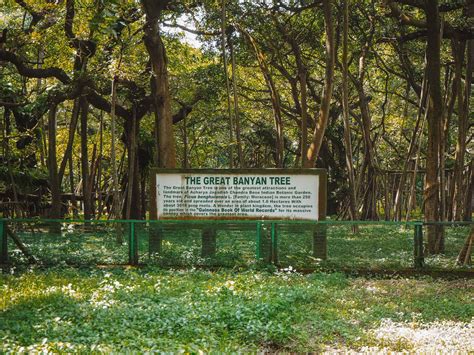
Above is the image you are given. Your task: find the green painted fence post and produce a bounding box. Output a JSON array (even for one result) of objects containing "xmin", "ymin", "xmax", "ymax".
[
  {"xmin": 129, "ymin": 221, "xmax": 138, "ymax": 265},
  {"xmin": 414, "ymin": 223, "xmax": 424, "ymax": 269},
  {"xmin": 256, "ymin": 222, "xmax": 261, "ymax": 260},
  {"xmin": 271, "ymin": 222, "xmax": 278, "ymax": 265},
  {"xmin": 0, "ymin": 221, "xmax": 7, "ymax": 264}
]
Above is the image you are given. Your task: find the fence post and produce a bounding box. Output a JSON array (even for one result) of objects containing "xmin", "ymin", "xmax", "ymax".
[
  {"xmin": 256, "ymin": 222, "xmax": 261, "ymax": 260},
  {"xmin": 0, "ymin": 220, "xmax": 7, "ymax": 264},
  {"xmin": 271, "ymin": 222, "xmax": 278, "ymax": 265},
  {"xmin": 414, "ymin": 223, "xmax": 424, "ymax": 269},
  {"xmin": 313, "ymin": 222, "xmax": 327, "ymax": 260},
  {"xmin": 201, "ymin": 227, "xmax": 217, "ymax": 258},
  {"xmin": 129, "ymin": 221, "xmax": 138, "ymax": 265}
]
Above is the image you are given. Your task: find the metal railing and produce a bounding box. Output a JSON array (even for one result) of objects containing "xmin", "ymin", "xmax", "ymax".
[{"xmin": 0, "ymin": 219, "xmax": 472, "ymax": 271}]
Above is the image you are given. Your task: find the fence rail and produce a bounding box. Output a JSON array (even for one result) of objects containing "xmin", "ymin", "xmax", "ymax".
[{"xmin": 0, "ymin": 219, "xmax": 472, "ymax": 271}]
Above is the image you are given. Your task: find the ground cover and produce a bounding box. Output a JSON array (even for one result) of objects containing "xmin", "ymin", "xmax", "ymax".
[
  {"xmin": 1, "ymin": 267, "xmax": 472, "ymax": 352},
  {"xmin": 6, "ymin": 222, "xmax": 471, "ymax": 270}
]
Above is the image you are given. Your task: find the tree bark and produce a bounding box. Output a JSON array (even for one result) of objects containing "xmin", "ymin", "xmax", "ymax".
[
  {"xmin": 58, "ymin": 99, "xmax": 80, "ymax": 186},
  {"xmin": 452, "ymin": 40, "xmax": 472, "ymax": 220},
  {"xmin": 47, "ymin": 106, "xmax": 62, "ymax": 218},
  {"xmin": 221, "ymin": 0, "xmax": 235, "ymax": 168},
  {"xmin": 125, "ymin": 107, "xmax": 140, "ymax": 220},
  {"xmin": 462, "ymin": 160, "xmax": 473, "ymax": 222},
  {"xmin": 342, "ymin": 0, "xmax": 358, "ymax": 223},
  {"xmin": 394, "ymin": 63, "xmax": 428, "ymax": 220},
  {"xmin": 230, "ymin": 34, "xmax": 244, "ymax": 168},
  {"xmin": 305, "ymin": 0, "xmax": 335, "ymax": 167},
  {"xmin": 79, "ymin": 97, "xmax": 92, "ymax": 219},
  {"xmin": 352, "ymin": 48, "xmax": 377, "ymax": 219},
  {"xmin": 239, "ymin": 26, "xmax": 284, "ymax": 167},
  {"xmin": 456, "ymin": 226, "xmax": 473, "ymax": 266},
  {"xmin": 141, "ymin": 0, "xmax": 176, "ymax": 169},
  {"xmin": 424, "ymin": 0, "xmax": 443, "ymax": 254},
  {"xmin": 110, "ymin": 77, "xmax": 121, "ymax": 219}
]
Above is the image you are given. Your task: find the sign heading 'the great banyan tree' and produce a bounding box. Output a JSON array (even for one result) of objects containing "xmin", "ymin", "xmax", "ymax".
[{"xmin": 150, "ymin": 169, "xmax": 327, "ymax": 221}]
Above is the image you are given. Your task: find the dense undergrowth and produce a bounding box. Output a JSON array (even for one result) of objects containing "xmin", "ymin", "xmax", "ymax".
[{"xmin": 1, "ymin": 267, "xmax": 472, "ymax": 352}]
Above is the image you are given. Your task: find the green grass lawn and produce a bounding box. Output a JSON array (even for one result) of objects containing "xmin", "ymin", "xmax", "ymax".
[{"xmin": 1, "ymin": 267, "xmax": 472, "ymax": 352}]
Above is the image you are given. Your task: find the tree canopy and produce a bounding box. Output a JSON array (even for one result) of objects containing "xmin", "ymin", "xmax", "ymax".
[{"xmin": 0, "ymin": 1, "xmax": 473, "ymax": 252}]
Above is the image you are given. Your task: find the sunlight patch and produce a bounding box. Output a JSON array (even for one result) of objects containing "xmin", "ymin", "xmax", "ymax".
[{"xmin": 365, "ymin": 318, "xmax": 474, "ymax": 352}]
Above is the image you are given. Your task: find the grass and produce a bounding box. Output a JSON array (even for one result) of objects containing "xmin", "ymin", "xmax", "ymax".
[
  {"xmin": 0, "ymin": 267, "xmax": 473, "ymax": 352},
  {"xmin": 6, "ymin": 221, "xmax": 472, "ymax": 271}
]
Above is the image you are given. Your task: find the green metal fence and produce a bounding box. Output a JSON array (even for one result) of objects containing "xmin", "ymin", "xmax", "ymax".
[{"xmin": 0, "ymin": 219, "xmax": 472, "ymax": 271}]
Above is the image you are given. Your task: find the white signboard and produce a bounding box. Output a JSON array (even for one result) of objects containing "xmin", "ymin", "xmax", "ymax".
[{"xmin": 154, "ymin": 172, "xmax": 321, "ymax": 220}]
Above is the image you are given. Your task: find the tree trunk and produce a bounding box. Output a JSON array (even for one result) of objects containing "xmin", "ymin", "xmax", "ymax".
[
  {"xmin": 58, "ymin": 99, "xmax": 80, "ymax": 185},
  {"xmin": 68, "ymin": 149, "xmax": 78, "ymax": 218},
  {"xmin": 182, "ymin": 115, "xmax": 189, "ymax": 168},
  {"xmin": 141, "ymin": 0, "xmax": 176, "ymax": 169},
  {"xmin": 463, "ymin": 160, "xmax": 473, "ymax": 221},
  {"xmin": 394, "ymin": 63, "xmax": 428, "ymax": 220},
  {"xmin": 305, "ymin": 0, "xmax": 335, "ymax": 167},
  {"xmin": 221, "ymin": 0, "xmax": 235, "ymax": 168},
  {"xmin": 452, "ymin": 40, "xmax": 472, "ymax": 220},
  {"xmin": 285, "ymin": 35, "xmax": 308, "ymax": 168},
  {"xmin": 97, "ymin": 111, "xmax": 104, "ymax": 218},
  {"xmin": 239, "ymin": 26, "xmax": 284, "ymax": 167},
  {"xmin": 342, "ymin": 0, "xmax": 358, "ymax": 223},
  {"xmin": 230, "ymin": 35, "xmax": 244, "ymax": 168},
  {"xmin": 125, "ymin": 108, "xmax": 139, "ymax": 220},
  {"xmin": 352, "ymin": 67, "xmax": 377, "ymax": 220},
  {"xmin": 110, "ymin": 77, "xmax": 121, "ymax": 219},
  {"xmin": 47, "ymin": 106, "xmax": 62, "ymax": 218},
  {"xmin": 80, "ymin": 97, "xmax": 92, "ymax": 220},
  {"xmin": 456, "ymin": 226, "xmax": 474, "ymax": 266},
  {"xmin": 424, "ymin": 0, "xmax": 443, "ymax": 254}
]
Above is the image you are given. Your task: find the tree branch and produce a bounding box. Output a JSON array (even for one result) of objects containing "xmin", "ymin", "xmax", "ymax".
[
  {"xmin": 0, "ymin": 50, "xmax": 71, "ymax": 83},
  {"xmin": 162, "ymin": 22, "xmax": 220, "ymax": 36}
]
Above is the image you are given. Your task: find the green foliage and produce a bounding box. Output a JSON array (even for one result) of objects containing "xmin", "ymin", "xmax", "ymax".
[{"xmin": 0, "ymin": 268, "xmax": 472, "ymax": 352}]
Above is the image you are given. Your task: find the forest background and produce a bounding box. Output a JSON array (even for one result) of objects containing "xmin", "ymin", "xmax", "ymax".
[{"xmin": 0, "ymin": 0, "xmax": 473, "ymax": 255}]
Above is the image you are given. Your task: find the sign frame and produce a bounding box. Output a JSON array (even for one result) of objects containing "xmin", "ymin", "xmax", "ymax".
[{"xmin": 149, "ymin": 168, "xmax": 327, "ymax": 221}]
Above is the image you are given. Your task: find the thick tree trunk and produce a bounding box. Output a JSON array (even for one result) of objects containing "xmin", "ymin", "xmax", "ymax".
[
  {"xmin": 141, "ymin": 0, "xmax": 176, "ymax": 169},
  {"xmin": 305, "ymin": 0, "xmax": 335, "ymax": 167},
  {"xmin": 141, "ymin": 0, "xmax": 175, "ymax": 255},
  {"xmin": 424, "ymin": 0, "xmax": 443, "ymax": 254}
]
